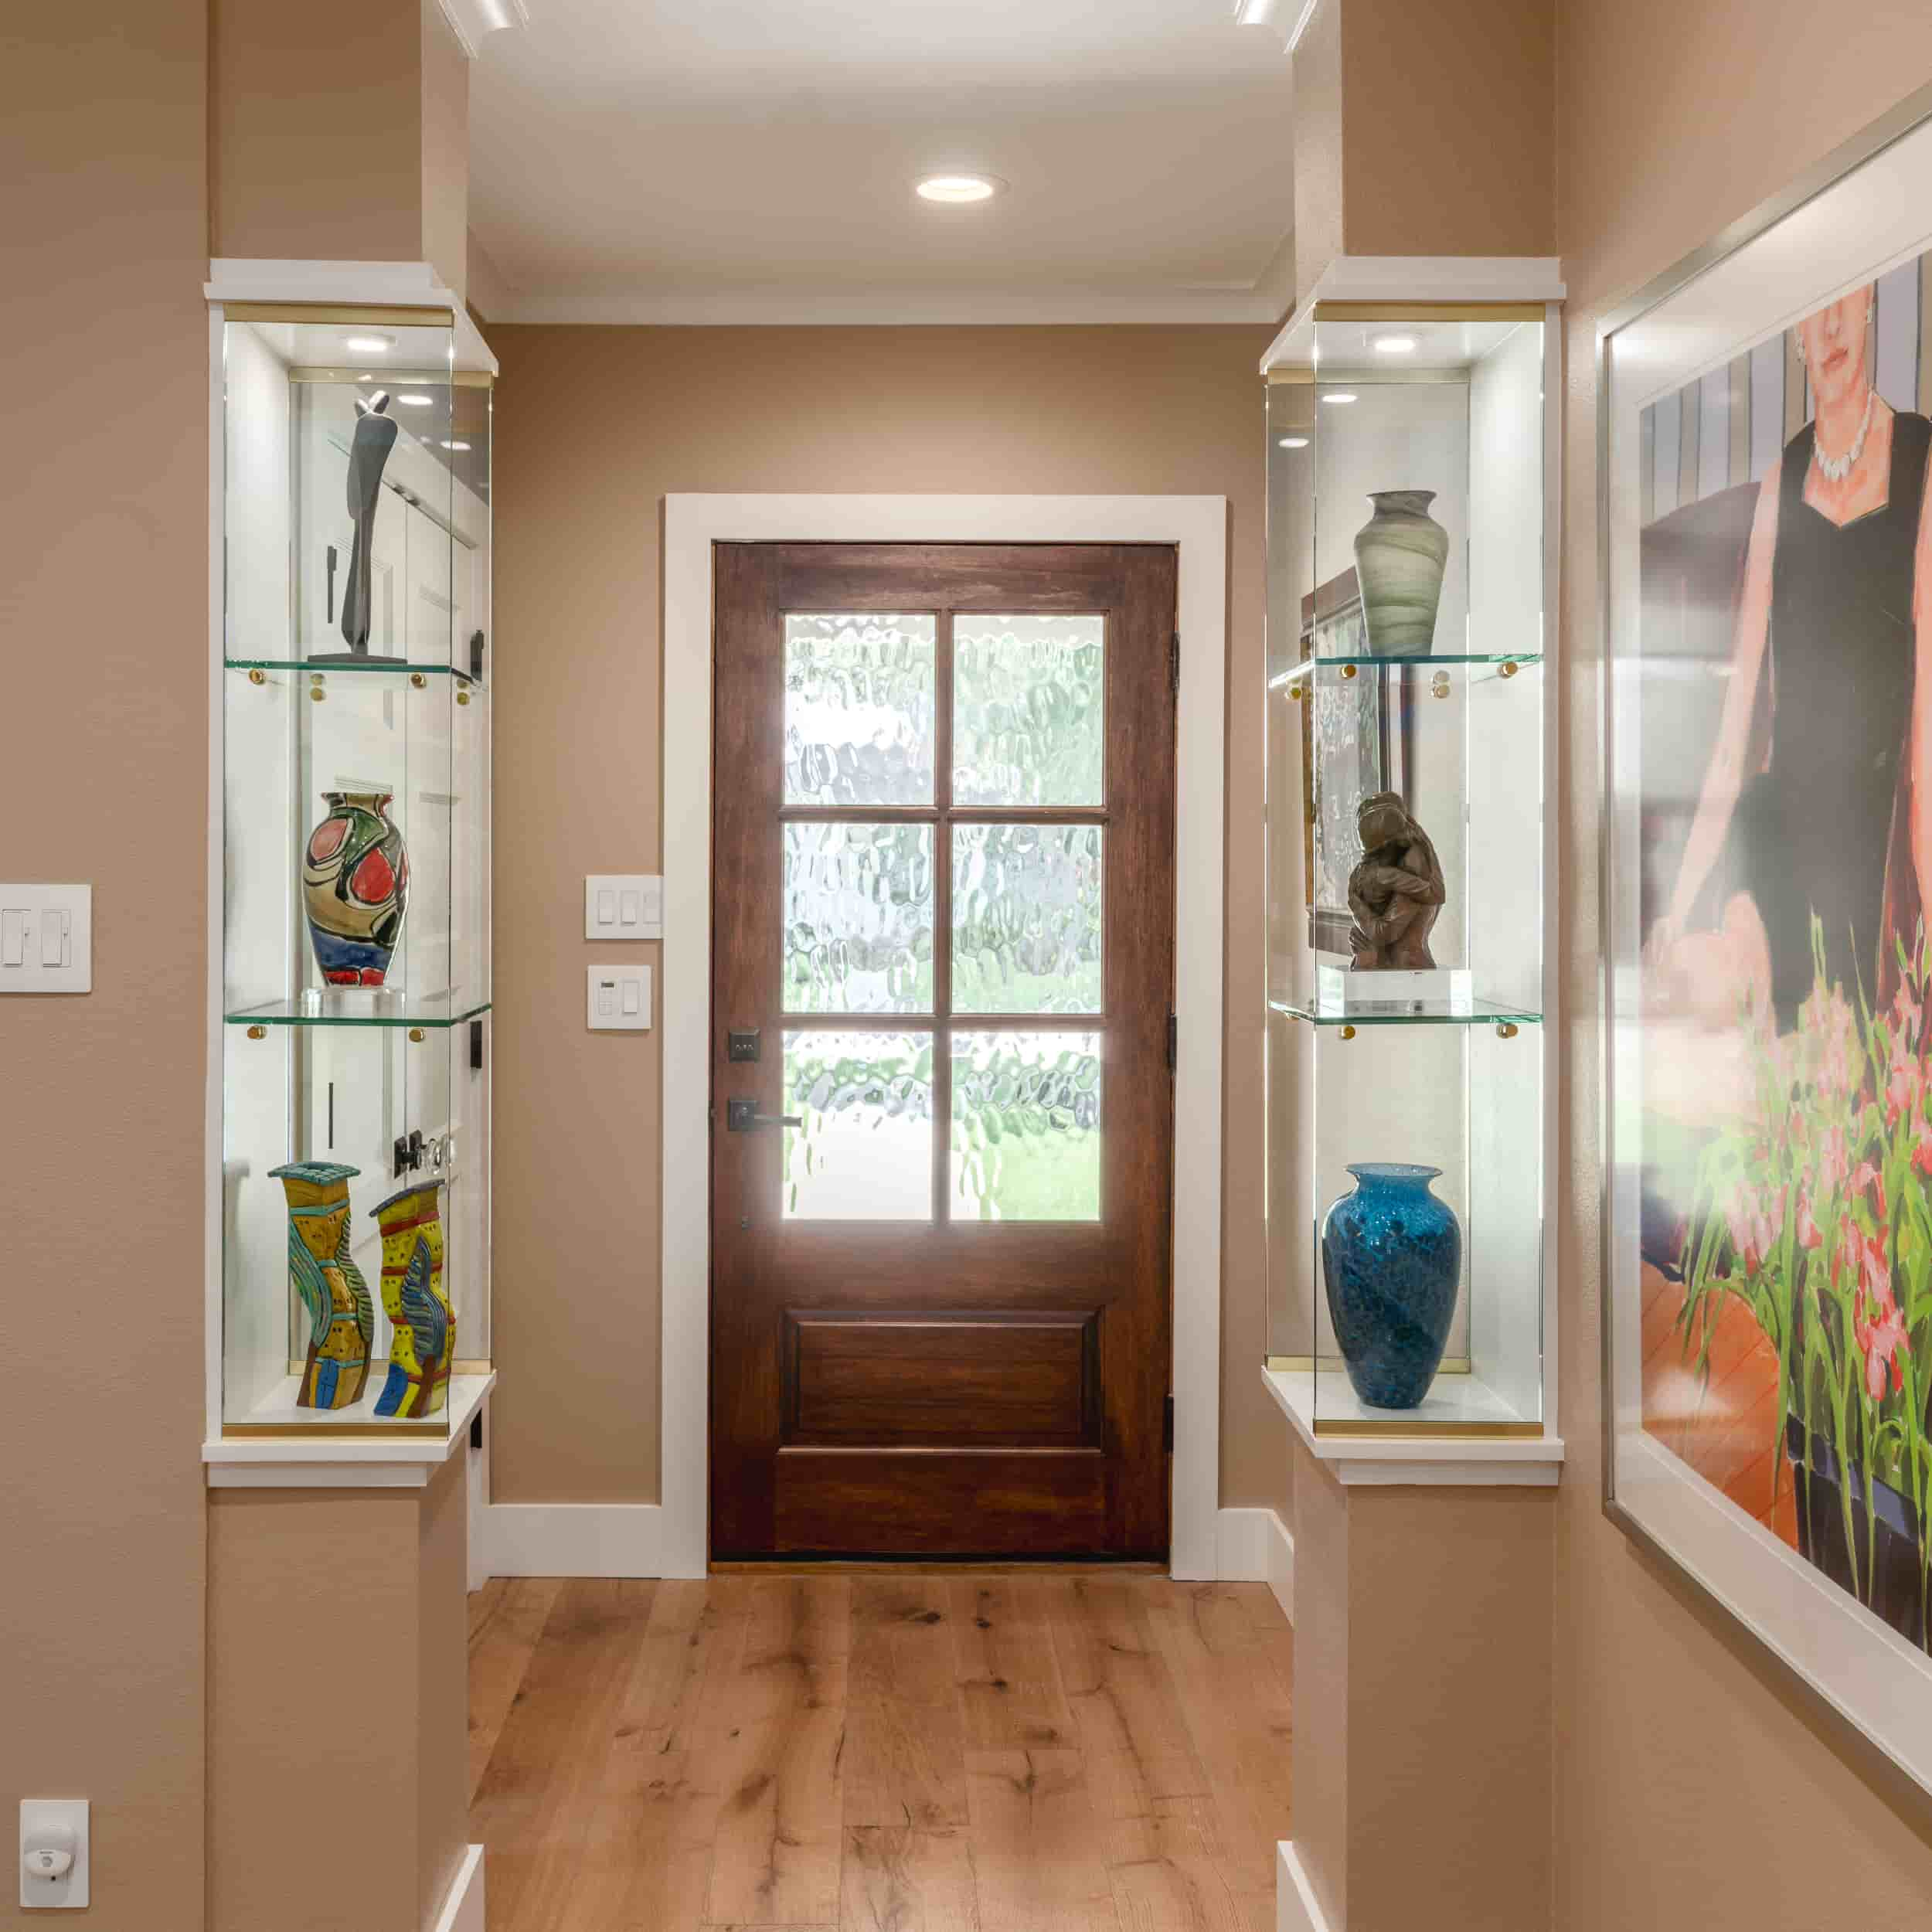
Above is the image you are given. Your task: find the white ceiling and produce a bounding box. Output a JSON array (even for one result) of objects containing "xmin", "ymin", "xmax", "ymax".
[{"xmin": 467, "ymin": 0, "xmax": 1296, "ymax": 324}]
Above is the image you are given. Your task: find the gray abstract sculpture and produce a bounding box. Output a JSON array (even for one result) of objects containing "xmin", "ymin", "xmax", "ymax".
[
  {"xmin": 1347, "ymin": 791, "xmax": 1445, "ymax": 970},
  {"xmin": 340, "ymin": 390, "xmax": 397, "ymax": 653}
]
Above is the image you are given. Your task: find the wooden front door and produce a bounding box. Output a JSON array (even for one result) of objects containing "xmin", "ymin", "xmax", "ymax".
[{"xmin": 711, "ymin": 542, "xmax": 1178, "ymax": 1558}]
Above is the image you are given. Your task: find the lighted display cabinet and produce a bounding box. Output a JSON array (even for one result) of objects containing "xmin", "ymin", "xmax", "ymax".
[
  {"xmin": 1263, "ymin": 284, "xmax": 1560, "ymax": 1453},
  {"xmin": 209, "ymin": 285, "xmax": 495, "ymax": 1453}
]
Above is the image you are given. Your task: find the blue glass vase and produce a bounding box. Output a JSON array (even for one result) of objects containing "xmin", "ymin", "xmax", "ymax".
[{"xmin": 1320, "ymin": 1162, "xmax": 1461, "ymax": 1409}]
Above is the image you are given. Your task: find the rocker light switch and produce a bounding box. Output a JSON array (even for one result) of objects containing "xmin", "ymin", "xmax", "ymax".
[
  {"xmin": 0, "ymin": 886, "xmax": 90, "ymax": 993},
  {"xmin": 587, "ymin": 964, "xmax": 651, "ymax": 1030},
  {"xmin": 584, "ymin": 875, "xmax": 662, "ymax": 940}
]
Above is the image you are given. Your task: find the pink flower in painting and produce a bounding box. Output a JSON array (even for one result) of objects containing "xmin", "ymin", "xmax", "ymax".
[
  {"xmin": 1849, "ymin": 1160, "xmax": 1889, "ymax": 1223},
  {"xmin": 1913, "ymin": 1133, "xmax": 1932, "ymax": 1182},
  {"xmin": 1801, "ymin": 985, "xmax": 1859, "ymax": 1100},
  {"xmin": 1818, "ymin": 1122, "xmax": 1851, "ymax": 1197},
  {"xmin": 1796, "ymin": 1196, "xmax": 1824, "ymax": 1251},
  {"xmin": 1854, "ymin": 1235, "xmax": 1908, "ymax": 1402},
  {"xmin": 1895, "ymin": 979, "xmax": 1923, "ymax": 1047},
  {"xmin": 1886, "ymin": 1054, "xmax": 1923, "ymax": 1129},
  {"xmin": 1732, "ymin": 1184, "xmax": 1781, "ymax": 1279}
]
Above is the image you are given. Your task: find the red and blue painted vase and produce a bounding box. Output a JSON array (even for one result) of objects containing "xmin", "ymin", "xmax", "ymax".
[{"xmin": 303, "ymin": 789, "xmax": 409, "ymax": 987}]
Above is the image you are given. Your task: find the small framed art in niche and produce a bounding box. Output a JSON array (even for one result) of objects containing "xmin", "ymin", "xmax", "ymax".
[{"xmin": 1299, "ymin": 565, "xmax": 1410, "ymax": 954}]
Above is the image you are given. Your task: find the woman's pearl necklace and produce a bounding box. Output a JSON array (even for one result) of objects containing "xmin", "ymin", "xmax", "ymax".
[{"xmin": 1815, "ymin": 389, "xmax": 1877, "ymax": 484}]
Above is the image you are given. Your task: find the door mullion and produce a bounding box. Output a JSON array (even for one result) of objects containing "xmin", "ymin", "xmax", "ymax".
[{"xmin": 932, "ymin": 610, "xmax": 954, "ymax": 1226}]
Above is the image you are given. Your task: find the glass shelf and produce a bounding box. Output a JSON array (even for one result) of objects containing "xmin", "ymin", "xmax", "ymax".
[
  {"xmin": 1271, "ymin": 995, "xmax": 1541, "ymax": 1027},
  {"xmin": 226, "ymin": 994, "xmax": 492, "ymax": 1029},
  {"xmin": 1271, "ymin": 651, "xmax": 1543, "ymax": 689},
  {"xmin": 226, "ymin": 655, "xmax": 482, "ymax": 685}
]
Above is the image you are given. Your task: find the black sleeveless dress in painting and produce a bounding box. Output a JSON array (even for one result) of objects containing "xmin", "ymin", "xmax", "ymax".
[{"xmin": 1736, "ymin": 410, "xmax": 1932, "ymax": 1030}]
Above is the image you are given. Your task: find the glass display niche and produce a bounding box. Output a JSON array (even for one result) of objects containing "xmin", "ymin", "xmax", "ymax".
[
  {"xmin": 219, "ymin": 304, "xmax": 493, "ymax": 1437},
  {"xmin": 1264, "ymin": 302, "xmax": 1551, "ymax": 1439}
]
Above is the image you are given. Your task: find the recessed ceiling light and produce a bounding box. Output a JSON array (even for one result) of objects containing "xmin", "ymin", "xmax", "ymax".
[
  {"xmin": 396, "ymin": 392, "xmax": 434, "ymax": 407},
  {"xmin": 1321, "ymin": 391, "xmax": 1358, "ymax": 404},
  {"xmin": 916, "ymin": 173, "xmax": 1002, "ymax": 204},
  {"xmin": 1277, "ymin": 436, "xmax": 1310, "ymax": 448},
  {"xmin": 1373, "ymin": 335, "xmax": 1419, "ymax": 355},
  {"xmin": 345, "ymin": 333, "xmax": 395, "ymax": 354},
  {"xmin": 440, "ymin": 440, "xmax": 472, "ymax": 452}
]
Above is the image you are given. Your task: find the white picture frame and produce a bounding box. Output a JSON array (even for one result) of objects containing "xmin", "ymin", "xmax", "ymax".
[{"xmin": 1601, "ymin": 84, "xmax": 1932, "ymax": 1798}]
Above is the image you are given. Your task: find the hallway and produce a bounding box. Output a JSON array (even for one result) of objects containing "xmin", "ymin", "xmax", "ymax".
[{"xmin": 468, "ymin": 1571, "xmax": 1293, "ymax": 1931}]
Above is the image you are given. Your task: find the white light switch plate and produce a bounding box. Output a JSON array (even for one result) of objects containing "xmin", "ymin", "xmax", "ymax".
[
  {"xmin": 19, "ymin": 1798, "xmax": 88, "ymax": 1908},
  {"xmin": 587, "ymin": 963, "xmax": 651, "ymax": 1030},
  {"xmin": 584, "ymin": 874, "xmax": 662, "ymax": 940},
  {"xmin": 0, "ymin": 886, "xmax": 91, "ymax": 993}
]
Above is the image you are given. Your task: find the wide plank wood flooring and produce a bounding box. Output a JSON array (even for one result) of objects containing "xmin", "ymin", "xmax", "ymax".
[{"xmin": 468, "ymin": 1570, "xmax": 1293, "ymax": 1932}]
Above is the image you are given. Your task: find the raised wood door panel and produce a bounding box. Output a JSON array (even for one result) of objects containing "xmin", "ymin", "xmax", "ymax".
[{"xmin": 712, "ymin": 541, "xmax": 1177, "ymax": 1557}]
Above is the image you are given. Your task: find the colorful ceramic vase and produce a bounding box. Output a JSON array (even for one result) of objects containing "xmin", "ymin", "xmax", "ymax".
[
  {"xmin": 1320, "ymin": 1162, "xmax": 1461, "ymax": 1409},
  {"xmin": 1352, "ymin": 490, "xmax": 1450, "ymax": 656},
  {"xmin": 369, "ymin": 1180, "xmax": 453, "ymax": 1418},
  {"xmin": 303, "ymin": 790, "xmax": 409, "ymax": 988},
  {"xmin": 270, "ymin": 1162, "xmax": 374, "ymax": 1410}
]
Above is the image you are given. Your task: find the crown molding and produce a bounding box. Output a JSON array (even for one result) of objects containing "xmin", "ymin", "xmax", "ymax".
[
  {"xmin": 437, "ymin": 0, "xmax": 529, "ymax": 61},
  {"xmin": 487, "ymin": 281, "xmax": 1292, "ymax": 328}
]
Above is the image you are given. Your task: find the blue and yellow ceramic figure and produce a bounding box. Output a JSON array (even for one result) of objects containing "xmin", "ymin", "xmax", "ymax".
[
  {"xmin": 369, "ymin": 1180, "xmax": 454, "ymax": 1418},
  {"xmin": 270, "ymin": 1162, "xmax": 374, "ymax": 1410}
]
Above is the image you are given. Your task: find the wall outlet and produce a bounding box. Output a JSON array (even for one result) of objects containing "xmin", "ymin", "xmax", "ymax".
[{"xmin": 19, "ymin": 1798, "xmax": 87, "ymax": 1909}]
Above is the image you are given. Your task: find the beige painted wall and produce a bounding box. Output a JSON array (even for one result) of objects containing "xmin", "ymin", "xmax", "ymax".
[
  {"xmin": 488, "ymin": 321, "xmax": 1291, "ymax": 1519},
  {"xmin": 209, "ymin": 0, "xmax": 422, "ymax": 264},
  {"xmin": 1338, "ymin": 0, "xmax": 1554, "ymax": 262},
  {"xmin": 0, "ymin": 9, "xmax": 209, "ymax": 1929},
  {"xmin": 210, "ymin": 0, "xmax": 468, "ymax": 295},
  {"xmin": 206, "ymin": 1460, "xmax": 470, "ymax": 1932},
  {"xmin": 1553, "ymin": 6, "xmax": 1932, "ymax": 1923},
  {"xmin": 1292, "ymin": 0, "xmax": 1554, "ymax": 304}
]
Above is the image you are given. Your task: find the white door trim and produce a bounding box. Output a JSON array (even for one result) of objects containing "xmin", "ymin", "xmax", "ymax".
[{"xmin": 659, "ymin": 494, "xmax": 1227, "ymax": 1580}]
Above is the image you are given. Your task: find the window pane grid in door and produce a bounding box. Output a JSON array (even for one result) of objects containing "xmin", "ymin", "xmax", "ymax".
[{"xmin": 778, "ymin": 607, "xmax": 1111, "ymax": 1220}]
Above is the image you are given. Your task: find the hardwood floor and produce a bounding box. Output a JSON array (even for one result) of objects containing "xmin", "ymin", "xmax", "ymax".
[{"xmin": 468, "ymin": 1571, "xmax": 1293, "ymax": 1932}]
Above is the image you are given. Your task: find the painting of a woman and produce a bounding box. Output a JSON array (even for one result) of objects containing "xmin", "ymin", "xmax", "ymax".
[
  {"xmin": 1640, "ymin": 277, "xmax": 1932, "ymax": 1644},
  {"xmin": 1650, "ymin": 283, "xmax": 1932, "ymax": 1029}
]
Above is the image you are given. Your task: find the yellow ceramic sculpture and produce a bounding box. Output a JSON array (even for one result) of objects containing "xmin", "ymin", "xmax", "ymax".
[
  {"xmin": 369, "ymin": 1180, "xmax": 454, "ymax": 1418},
  {"xmin": 270, "ymin": 1162, "xmax": 374, "ymax": 1410}
]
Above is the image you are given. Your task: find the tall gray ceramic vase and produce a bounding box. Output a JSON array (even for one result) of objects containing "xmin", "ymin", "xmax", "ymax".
[{"xmin": 1352, "ymin": 490, "xmax": 1449, "ymax": 657}]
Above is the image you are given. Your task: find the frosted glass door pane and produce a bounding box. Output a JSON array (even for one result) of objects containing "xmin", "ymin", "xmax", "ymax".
[
  {"xmin": 951, "ymin": 1032, "xmax": 1101, "ymax": 1221},
  {"xmin": 784, "ymin": 1031, "xmax": 933, "ymax": 1219},
  {"xmin": 954, "ymin": 615, "xmax": 1104, "ymax": 805},
  {"xmin": 952, "ymin": 825, "xmax": 1103, "ymax": 1013},
  {"xmin": 783, "ymin": 822, "xmax": 934, "ymax": 1012},
  {"xmin": 784, "ymin": 614, "xmax": 936, "ymax": 804}
]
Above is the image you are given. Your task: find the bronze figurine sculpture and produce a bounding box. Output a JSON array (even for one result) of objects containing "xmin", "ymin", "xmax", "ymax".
[{"xmin": 1347, "ymin": 791, "xmax": 1444, "ymax": 969}]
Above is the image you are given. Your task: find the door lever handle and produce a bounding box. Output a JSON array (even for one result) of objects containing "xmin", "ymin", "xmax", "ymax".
[{"xmin": 726, "ymin": 1097, "xmax": 802, "ymax": 1132}]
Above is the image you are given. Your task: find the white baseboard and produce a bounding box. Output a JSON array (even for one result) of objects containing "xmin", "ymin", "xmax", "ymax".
[
  {"xmin": 480, "ymin": 1500, "xmax": 1281, "ymax": 1594},
  {"xmin": 1277, "ymin": 1842, "xmax": 1334, "ymax": 1932},
  {"xmin": 481, "ymin": 1502, "xmax": 663, "ymax": 1577},
  {"xmin": 1215, "ymin": 1506, "xmax": 1294, "ymax": 1623},
  {"xmin": 432, "ymin": 1845, "xmax": 485, "ymax": 1932}
]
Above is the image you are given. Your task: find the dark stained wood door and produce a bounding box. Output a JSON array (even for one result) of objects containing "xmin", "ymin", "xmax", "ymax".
[{"xmin": 711, "ymin": 543, "xmax": 1177, "ymax": 1557}]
